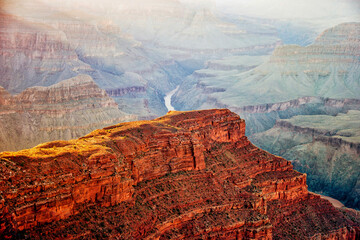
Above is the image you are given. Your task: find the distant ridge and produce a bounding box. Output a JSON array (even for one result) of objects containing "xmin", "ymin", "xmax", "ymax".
[
  {"xmin": 0, "ymin": 74, "xmax": 135, "ymax": 151},
  {"xmin": 174, "ymin": 22, "xmax": 360, "ymax": 110}
]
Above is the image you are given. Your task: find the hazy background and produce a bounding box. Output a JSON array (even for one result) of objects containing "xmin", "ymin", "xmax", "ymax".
[{"xmin": 3, "ymin": 0, "xmax": 360, "ymax": 23}]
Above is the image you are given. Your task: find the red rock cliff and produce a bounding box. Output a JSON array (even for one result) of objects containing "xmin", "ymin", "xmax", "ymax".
[{"xmin": 0, "ymin": 109, "xmax": 359, "ymax": 239}]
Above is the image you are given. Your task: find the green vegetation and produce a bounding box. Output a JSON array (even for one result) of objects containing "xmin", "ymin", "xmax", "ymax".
[
  {"xmin": 250, "ymin": 110, "xmax": 360, "ymax": 209},
  {"xmin": 284, "ymin": 110, "xmax": 360, "ymax": 143}
]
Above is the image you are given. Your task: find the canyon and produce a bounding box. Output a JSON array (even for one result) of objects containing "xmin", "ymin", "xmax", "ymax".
[
  {"xmin": 235, "ymin": 97, "xmax": 360, "ymax": 136},
  {"xmin": 173, "ymin": 22, "xmax": 360, "ymax": 110},
  {"xmin": 0, "ymin": 109, "xmax": 359, "ymax": 239},
  {"xmin": 0, "ymin": 0, "xmax": 282, "ymax": 121},
  {"xmin": 170, "ymin": 22, "xmax": 360, "ymax": 210},
  {"xmin": 0, "ymin": 0, "xmax": 285, "ymax": 151},
  {"xmin": 0, "ymin": 10, "xmax": 168, "ymax": 120},
  {"xmin": 0, "ymin": 0, "xmax": 359, "ymax": 234},
  {"xmin": 251, "ymin": 110, "xmax": 360, "ymax": 209}
]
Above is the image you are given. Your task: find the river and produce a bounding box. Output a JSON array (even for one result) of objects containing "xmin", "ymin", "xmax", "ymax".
[{"xmin": 164, "ymin": 85, "xmax": 179, "ymax": 111}]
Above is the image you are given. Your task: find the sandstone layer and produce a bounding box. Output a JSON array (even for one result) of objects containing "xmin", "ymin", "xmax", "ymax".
[
  {"xmin": 0, "ymin": 109, "xmax": 359, "ymax": 239},
  {"xmin": 0, "ymin": 74, "xmax": 135, "ymax": 152}
]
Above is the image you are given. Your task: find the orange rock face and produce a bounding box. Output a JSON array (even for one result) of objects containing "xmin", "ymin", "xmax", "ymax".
[{"xmin": 0, "ymin": 109, "xmax": 359, "ymax": 239}]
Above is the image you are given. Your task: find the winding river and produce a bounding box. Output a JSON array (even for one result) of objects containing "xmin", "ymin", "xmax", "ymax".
[{"xmin": 164, "ymin": 85, "xmax": 180, "ymax": 111}]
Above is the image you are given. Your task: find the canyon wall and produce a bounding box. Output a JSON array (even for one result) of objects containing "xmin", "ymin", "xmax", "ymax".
[
  {"xmin": 250, "ymin": 110, "xmax": 360, "ymax": 209},
  {"xmin": 0, "ymin": 11, "xmax": 169, "ymax": 120},
  {"xmin": 0, "ymin": 109, "xmax": 359, "ymax": 239},
  {"xmin": 0, "ymin": 13, "xmax": 85, "ymax": 93},
  {"xmin": 236, "ymin": 97, "xmax": 360, "ymax": 135},
  {"xmin": 0, "ymin": 74, "xmax": 135, "ymax": 152}
]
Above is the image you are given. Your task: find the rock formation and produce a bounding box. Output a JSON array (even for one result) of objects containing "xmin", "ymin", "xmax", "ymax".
[
  {"xmin": 0, "ymin": 74, "xmax": 136, "ymax": 152},
  {"xmin": 1, "ymin": 109, "xmax": 359, "ymax": 239},
  {"xmin": 235, "ymin": 97, "xmax": 360, "ymax": 135},
  {"xmin": 170, "ymin": 23, "xmax": 360, "ymax": 211},
  {"xmin": 0, "ymin": 11, "xmax": 169, "ymax": 120},
  {"xmin": 0, "ymin": 12, "xmax": 86, "ymax": 93},
  {"xmin": 251, "ymin": 110, "xmax": 360, "ymax": 209},
  {"xmin": 1, "ymin": 0, "xmax": 282, "ymax": 121},
  {"xmin": 173, "ymin": 22, "xmax": 360, "ymax": 110}
]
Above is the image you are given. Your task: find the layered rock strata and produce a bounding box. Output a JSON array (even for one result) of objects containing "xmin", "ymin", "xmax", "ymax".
[
  {"xmin": 251, "ymin": 110, "xmax": 360, "ymax": 209},
  {"xmin": 173, "ymin": 22, "xmax": 360, "ymax": 111},
  {"xmin": 0, "ymin": 11, "xmax": 170, "ymax": 120},
  {"xmin": 0, "ymin": 13, "xmax": 87, "ymax": 93},
  {"xmin": 0, "ymin": 74, "xmax": 135, "ymax": 151},
  {"xmin": 236, "ymin": 97, "xmax": 360, "ymax": 135},
  {"xmin": 1, "ymin": 0, "xmax": 282, "ymax": 121},
  {"xmin": 0, "ymin": 109, "xmax": 359, "ymax": 239}
]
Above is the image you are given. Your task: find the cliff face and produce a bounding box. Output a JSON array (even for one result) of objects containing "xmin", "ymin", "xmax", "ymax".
[
  {"xmin": 236, "ymin": 97, "xmax": 360, "ymax": 135},
  {"xmin": 0, "ymin": 74, "xmax": 136, "ymax": 152},
  {"xmin": 250, "ymin": 110, "xmax": 360, "ymax": 209},
  {"xmin": 0, "ymin": 109, "xmax": 358, "ymax": 239},
  {"xmin": 0, "ymin": 12, "xmax": 169, "ymax": 120},
  {"xmin": 0, "ymin": 13, "xmax": 88, "ymax": 93}
]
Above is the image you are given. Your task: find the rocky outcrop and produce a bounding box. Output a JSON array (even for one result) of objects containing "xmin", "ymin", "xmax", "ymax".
[
  {"xmin": 0, "ymin": 109, "xmax": 358, "ymax": 239},
  {"xmin": 250, "ymin": 110, "xmax": 360, "ymax": 209},
  {"xmin": 0, "ymin": 74, "xmax": 136, "ymax": 152}
]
